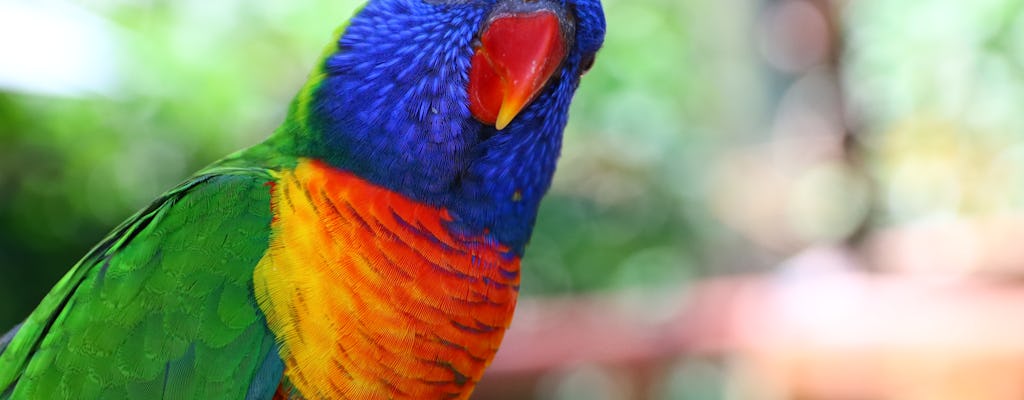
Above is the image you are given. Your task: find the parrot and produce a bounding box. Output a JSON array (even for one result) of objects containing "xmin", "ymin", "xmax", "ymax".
[{"xmin": 0, "ymin": 0, "xmax": 605, "ymax": 398}]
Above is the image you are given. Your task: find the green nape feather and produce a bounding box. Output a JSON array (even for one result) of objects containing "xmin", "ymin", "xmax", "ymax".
[{"xmin": 0, "ymin": 167, "xmax": 283, "ymax": 400}]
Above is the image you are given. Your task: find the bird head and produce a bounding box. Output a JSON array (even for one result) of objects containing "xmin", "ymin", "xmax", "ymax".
[
  {"xmin": 300, "ymin": 0, "xmax": 604, "ymax": 130},
  {"xmin": 286, "ymin": 0, "xmax": 605, "ymax": 252}
]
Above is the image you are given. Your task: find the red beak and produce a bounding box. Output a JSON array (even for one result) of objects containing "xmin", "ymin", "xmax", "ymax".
[{"xmin": 467, "ymin": 11, "xmax": 567, "ymax": 130}]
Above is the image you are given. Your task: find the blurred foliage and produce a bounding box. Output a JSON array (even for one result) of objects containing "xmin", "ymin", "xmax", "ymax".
[{"xmin": 846, "ymin": 0, "xmax": 1024, "ymax": 223}]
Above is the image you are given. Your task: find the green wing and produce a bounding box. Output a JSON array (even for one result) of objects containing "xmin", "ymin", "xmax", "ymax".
[{"xmin": 0, "ymin": 167, "xmax": 283, "ymax": 399}]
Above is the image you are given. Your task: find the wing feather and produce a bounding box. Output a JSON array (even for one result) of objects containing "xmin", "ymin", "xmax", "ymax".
[{"xmin": 0, "ymin": 168, "xmax": 284, "ymax": 399}]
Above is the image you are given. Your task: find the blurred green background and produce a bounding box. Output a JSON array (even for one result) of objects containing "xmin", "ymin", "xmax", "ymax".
[{"xmin": 6, "ymin": 0, "xmax": 1024, "ymax": 397}]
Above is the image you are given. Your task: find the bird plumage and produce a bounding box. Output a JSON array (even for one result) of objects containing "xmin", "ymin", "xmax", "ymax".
[
  {"xmin": 0, "ymin": 0, "xmax": 605, "ymax": 398},
  {"xmin": 255, "ymin": 160, "xmax": 520, "ymax": 398},
  {"xmin": 1, "ymin": 170, "xmax": 282, "ymax": 399}
]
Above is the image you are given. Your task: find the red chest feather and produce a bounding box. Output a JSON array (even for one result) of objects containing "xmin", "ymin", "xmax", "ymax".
[{"xmin": 254, "ymin": 160, "xmax": 521, "ymax": 399}]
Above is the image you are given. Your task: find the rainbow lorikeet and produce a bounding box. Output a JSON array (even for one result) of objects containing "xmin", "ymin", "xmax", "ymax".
[{"xmin": 0, "ymin": 0, "xmax": 605, "ymax": 398}]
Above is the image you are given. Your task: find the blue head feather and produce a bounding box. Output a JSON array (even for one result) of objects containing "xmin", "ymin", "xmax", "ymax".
[{"xmin": 294, "ymin": 0, "xmax": 606, "ymax": 256}]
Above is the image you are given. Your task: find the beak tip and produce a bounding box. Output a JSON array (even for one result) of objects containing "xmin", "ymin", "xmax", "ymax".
[
  {"xmin": 494, "ymin": 98, "xmax": 525, "ymax": 131},
  {"xmin": 494, "ymin": 119, "xmax": 511, "ymax": 131}
]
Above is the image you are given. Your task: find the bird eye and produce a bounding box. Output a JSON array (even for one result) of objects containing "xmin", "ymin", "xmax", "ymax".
[{"xmin": 580, "ymin": 53, "xmax": 596, "ymax": 75}]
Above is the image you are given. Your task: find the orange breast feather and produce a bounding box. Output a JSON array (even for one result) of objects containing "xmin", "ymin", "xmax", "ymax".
[{"xmin": 253, "ymin": 159, "xmax": 520, "ymax": 399}]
